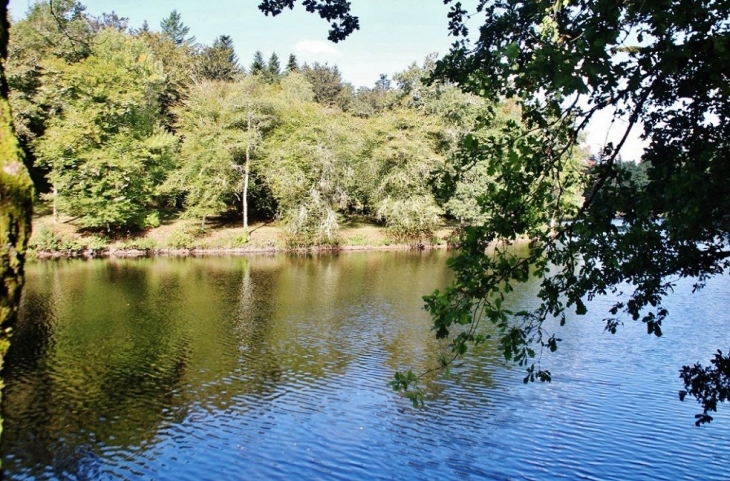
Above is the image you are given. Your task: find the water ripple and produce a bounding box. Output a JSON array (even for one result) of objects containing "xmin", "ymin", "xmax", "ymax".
[{"xmin": 3, "ymin": 253, "xmax": 730, "ymax": 480}]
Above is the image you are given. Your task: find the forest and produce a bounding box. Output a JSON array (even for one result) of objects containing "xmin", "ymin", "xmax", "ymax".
[{"xmin": 8, "ymin": 0, "xmax": 588, "ymax": 251}]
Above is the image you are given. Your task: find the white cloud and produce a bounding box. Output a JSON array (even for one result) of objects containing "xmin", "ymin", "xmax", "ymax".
[{"xmin": 294, "ymin": 39, "xmax": 340, "ymax": 56}]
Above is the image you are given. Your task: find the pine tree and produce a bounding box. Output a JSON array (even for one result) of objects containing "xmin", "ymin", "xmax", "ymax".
[
  {"xmin": 160, "ymin": 10, "xmax": 195, "ymax": 46},
  {"xmin": 286, "ymin": 53, "xmax": 299, "ymax": 72},
  {"xmin": 198, "ymin": 35, "xmax": 240, "ymax": 81},
  {"xmin": 375, "ymin": 73, "xmax": 391, "ymax": 91},
  {"xmin": 266, "ymin": 52, "xmax": 281, "ymax": 83},
  {"xmin": 215, "ymin": 35, "xmax": 238, "ymax": 68},
  {"xmin": 250, "ymin": 50, "xmax": 265, "ymax": 76}
]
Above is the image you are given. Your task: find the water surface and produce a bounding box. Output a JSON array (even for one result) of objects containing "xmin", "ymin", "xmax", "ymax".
[{"xmin": 3, "ymin": 251, "xmax": 729, "ymax": 480}]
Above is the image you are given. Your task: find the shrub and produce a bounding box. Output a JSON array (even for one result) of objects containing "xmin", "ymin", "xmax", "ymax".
[
  {"xmin": 121, "ymin": 237, "xmax": 158, "ymax": 251},
  {"xmin": 346, "ymin": 233, "xmax": 368, "ymax": 246},
  {"xmin": 229, "ymin": 232, "xmax": 249, "ymax": 247},
  {"xmin": 29, "ymin": 225, "xmax": 95, "ymax": 253},
  {"xmin": 29, "ymin": 224, "xmax": 62, "ymax": 251},
  {"xmin": 85, "ymin": 235, "xmax": 109, "ymax": 251},
  {"xmin": 376, "ymin": 196, "xmax": 441, "ymax": 241},
  {"xmin": 165, "ymin": 224, "xmax": 206, "ymax": 249},
  {"xmin": 282, "ymin": 202, "xmax": 341, "ymax": 248},
  {"xmin": 144, "ymin": 212, "xmax": 161, "ymax": 229}
]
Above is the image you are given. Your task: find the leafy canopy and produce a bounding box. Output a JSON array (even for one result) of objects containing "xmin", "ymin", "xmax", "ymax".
[
  {"xmin": 258, "ymin": 0, "xmax": 359, "ymax": 42},
  {"xmin": 34, "ymin": 29, "xmax": 177, "ymax": 231},
  {"xmin": 169, "ymin": 79, "xmax": 281, "ymax": 226}
]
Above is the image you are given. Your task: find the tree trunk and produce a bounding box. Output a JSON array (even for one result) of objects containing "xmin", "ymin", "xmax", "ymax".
[
  {"xmin": 242, "ymin": 113, "xmax": 251, "ymax": 235},
  {"xmin": 52, "ymin": 185, "xmax": 58, "ymax": 224},
  {"xmin": 0, "ymin": 0, "xmax": 34, "ymax": 455}
]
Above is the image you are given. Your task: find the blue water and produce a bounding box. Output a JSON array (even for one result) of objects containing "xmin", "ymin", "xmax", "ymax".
[{"xmin": 3, "ymin": 251, "xmax": 729, "ymax": 480}]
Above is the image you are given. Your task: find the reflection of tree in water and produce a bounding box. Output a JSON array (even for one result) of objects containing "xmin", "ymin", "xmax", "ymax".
[
  {"xmin": 229, "ymin": 251, "xmax": 504, "ymax": 404},
  {"xmin": 3, "ymin": 263, "xmax": 94, "ymax": 477},
  {"xmin": 191, "ymin": 256, "xmax": 286, "ymax": 409},
  {"xmin": 3, "ymin": 253, "xmax": 475, "ymax": 478},
  {"xmin": 266, "ymin": 253, "xmax": 358, "ymax": 377},
  {"xmin": 3, "ymin": 260, "xmax": 193, "ymax": 479},
  {"xmin": 261, "ymin": 251, "xmax": 498, "ymax": 403}
]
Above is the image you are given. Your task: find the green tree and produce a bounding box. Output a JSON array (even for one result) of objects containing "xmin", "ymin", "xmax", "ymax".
[
  {"xmin": 250, "ymin": 50, "xmax": 265, "ymax": 76},
  {"xmin": 350, "ymin": 86, "xmax": 391, "ymax": 118},
  {"xmin": 359, "ymin": 109, "xmax": 444, "ymax": 240},
  {"xmin": 93, "ymin": 11, "xmax": 128, "ymax": 32},
  {"xmin": 350, "ymin": 69, "xmax": 399, "ymax": 118},
  {"xmin": 6, "ymin": 0, "xmax": 95, "ymax": 190},
  {"xmin": 584, "ymin": 155, "xmax": 651, "ymax": 199},
  {"xmin": 263, "ymin": 99, "xmax": 361, "ymax": 245},
  {"xmin": 135, "ymin": 20, "xmax": 151, "ymax": 35},
  {"xmin": 265, "ymin": 52, "xmax": 281, "ymax": 83},
  {"xmin": 34, "ymin": 29, "xmax": 177, "ymax": 231},
  {"xmin": 11, "ymin": 0, "xmax": 93, "ymax": 63},
  {"xmin": 300, "ymin": 62, "xmax": 352, "ymax": 110},
  {"xmin": 136, "ymin": 30, "xmax": 198, "ymax": 122},
  {"xmin": 216, "ymin": 35, "xmax": 239, "ymax": 66},
  {"xmin": 424, "ymin": 0, "xmax": 730, "ymax": 425},
  {"xmin": 374, "ymin": 73, "xmax": 390, "ymax": 91},
  {"xmin": 435, "ymin": 98, "xmax": 513, "ymax": 224},
  {"xmin": 286, "ymin": 53, "xmax": 299, "ymax": 72},
  {"xmin": 160, "ymin": 9, "xmax": 195, "ymax": 46},
  {"xmin": 279, "ymin": 71, "xmax": 314, "ymax": 102},
  {"xmin": 170, "ymin": 78, "xmax": 280, "ymax": 232},
  {"xmin": 260, "ymin": 0, "xmax": 730, "ymax": 424},
  {"xmin": 387, "ymin": 59, "xmax": 544, "ymax": 228},
  {"xmin": 197, "ymin": 35, "xmax": 240, "ymax": 82}
]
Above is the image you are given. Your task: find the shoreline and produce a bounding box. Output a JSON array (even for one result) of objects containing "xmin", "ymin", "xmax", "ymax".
[
  {"xmin": 30, "ymin": 241, "xmax": 451, "ymax": 260},
  {"xmin": 28, "ymin": 214, "xmax": 458, "ymax": 261}
]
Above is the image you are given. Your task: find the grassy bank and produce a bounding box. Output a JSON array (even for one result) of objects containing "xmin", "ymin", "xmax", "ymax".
[{"xmin": 28, "ymin": 212, "xmax": 456, "ymax": 259}]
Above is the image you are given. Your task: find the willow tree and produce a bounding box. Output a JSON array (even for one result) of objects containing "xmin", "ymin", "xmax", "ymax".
[
  {"xmin": 263, "ymin": 84, "xmax": 361, "ymax": 245},
  {"xmin": 171, "ymin": 78, "xmax": 280, "ymax": 233},
  {"xmin": 359, "ymin": 109, "xmax": 444, "ymax": 241},
  {"xmin": 0, "ymin": 0, "xmax": 34, "ymax": 446}
]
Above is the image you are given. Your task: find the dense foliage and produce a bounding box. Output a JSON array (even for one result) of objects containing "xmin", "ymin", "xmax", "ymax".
[
  {"xmin": 33, "ymin": 30, "xmax": 177, "ymax": 231},
  {"xmin": 9, "ymin": 0, "xmax": 539, "ymax": 244},
  {"xmin": 260, "ymin": 0, "xmax": 730, "ymax": 425}
]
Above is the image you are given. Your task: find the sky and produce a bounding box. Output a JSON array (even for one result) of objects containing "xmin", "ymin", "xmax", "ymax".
[
  {"xmin": 8, "ymin": 0, "xmax": 460, "ymax": 88},
  {"xmin": 7, "ymin": 0, "xmax": 646, "ymax": 160}
]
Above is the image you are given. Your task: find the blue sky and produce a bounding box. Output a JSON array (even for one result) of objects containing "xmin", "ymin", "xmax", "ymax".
[{"xmin": 8, "ymin": 0, "xmax": 462, "ymax": 88}]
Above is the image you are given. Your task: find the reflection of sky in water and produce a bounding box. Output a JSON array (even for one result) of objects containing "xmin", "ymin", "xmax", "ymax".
[{"xmin": 4, "ymin": 252, "xmax": 730, "ymax": 480}]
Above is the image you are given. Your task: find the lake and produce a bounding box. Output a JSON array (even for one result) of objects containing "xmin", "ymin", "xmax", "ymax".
[{"xmin": 3, "ymin": 251, "xmax": 729, "ymax": 480}]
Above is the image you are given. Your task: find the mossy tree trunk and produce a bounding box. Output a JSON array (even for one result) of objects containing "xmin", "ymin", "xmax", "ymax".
[{"xmin": 0, "ymin": 0, "xmax": 34, "ymax": 454}]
